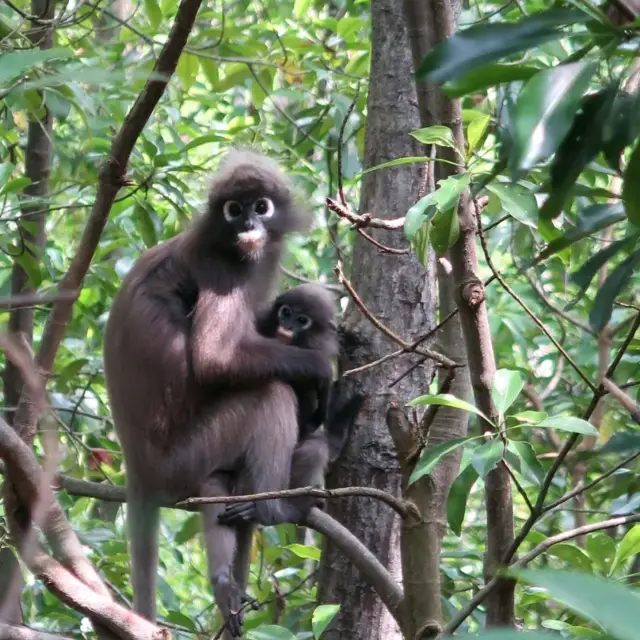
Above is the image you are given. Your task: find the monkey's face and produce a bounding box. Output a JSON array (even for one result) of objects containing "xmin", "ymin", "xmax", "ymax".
[
  {"xmin": 218, "ymin": 196, "xmax": 276, "ymax": 258},
  {"xmin": 272, "ymin": 291, "xmax": 338, "ymax": 356}
]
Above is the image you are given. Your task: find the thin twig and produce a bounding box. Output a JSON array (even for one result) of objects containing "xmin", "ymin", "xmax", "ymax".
[
  {"xmin": 335, "ymin": 262, "xmax": 458, "ymax": 369},
  {"xmin": 474, "ymin": 199, "xmax": 596, "ymax": 393},
  {"xmin": 327, "ymin": 197, "xmax": 405, "ymax": 230}
]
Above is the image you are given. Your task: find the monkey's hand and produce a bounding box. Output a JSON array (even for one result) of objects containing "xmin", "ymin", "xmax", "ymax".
[
  {"xmin": 218, "ymin": 502, "xmax": 258, "ymax": 525},
  {"xmin": 213, "ymin": 577, "xmax": 259, "ymax": 638}
]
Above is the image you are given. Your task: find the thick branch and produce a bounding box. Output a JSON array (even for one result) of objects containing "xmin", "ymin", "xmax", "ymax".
[{"xmin": 306, "ymin": 508, "xmax": 404, "ymax": 624}]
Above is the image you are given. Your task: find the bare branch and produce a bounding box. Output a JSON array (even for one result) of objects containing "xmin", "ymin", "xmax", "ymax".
[
  {"xmin": 0, "ymin": 291, "xmax": 78, "ymax": 311},
  {"xmin": 0, "ymin": 624, "xmax": 71, "ymax": 640},
  {"xmin": 326, "ymin": 197, "xmax": 406, "ymax": 230},
  {"xmin": 602, "ymin": 378, "xmax": 640, "ymax": 424}
]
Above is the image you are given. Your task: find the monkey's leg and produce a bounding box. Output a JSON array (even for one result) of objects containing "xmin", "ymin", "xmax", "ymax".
[
  {"xmin": 201, "ymin": 474, "xmax": 256, "ymax": 639},
  {"xmin": 221, "ymin": 431, "xmax": 329, "ymax": 525},
  {"xmin": 218, "ymin": 382, "xmax": 303, "ymax": 527},
  {"xmin": 232, "ymin": 523, "xmax": 255, "ymax": 593},
  {"xmin": 128, "ymin": 495, "xmax": 161, "ymax": 621}
]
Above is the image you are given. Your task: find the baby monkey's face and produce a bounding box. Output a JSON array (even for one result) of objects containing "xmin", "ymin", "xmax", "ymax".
[{"xmin": 275, "ymin": 302, "xmax": 312, "ymax": 345}]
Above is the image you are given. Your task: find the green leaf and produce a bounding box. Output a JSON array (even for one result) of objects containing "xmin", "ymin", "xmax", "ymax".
[
  {"xmin": 405, "ymin": 195, "xmax": 436, "ymax": 241},
  {"xmin": 134, "ymin": 200, "xmax": 159, "ymax": 248},
  {"xmin": 165, "ymin": 611, "xmax": 197, "ymax": 631},
  {"xmin": 181, "ymin": 132, "xmax": 226, "ymax": 153},
  {"xmin": 492, "ymin": 369, "xmax": 525, "ymax": 417},
  {"xmin": 416, "ymin": 9, "xmax": 589, "ymax": 84},
  {"xmin": 408, "ymin": 437, "xmax": 473, "ymax": 486},
  {"xmin": 413, "ymin": 223, "xmax": 431, "ymax": 268},
  {"xmin": 610, "ymin": 526, "xmax": 640, "ymax": 575},
  {"xmin": 312, "ymin": 604, "xmax": 340, "ymax": 638},
  {"xmin": 174, "ymin": 514, "xmax": 200, "ymax": 544},
  {"xmin": 466, "ymin": 632, "xmax": 567, "ymax": 639},
  {"xmin": 0, "ymin": 162, "xmax": 14, "ymax": 187},
  {"xmin": 443, "ymin": 63, "xmax": 541, "ymax": 98},
  {"xmin": 56, "ymin": 358, "xmax": 89, "ymax": 385},
  {"xmin": 533, "ymin": 203, "xmax": 626, "ymax": 265},
  {"xmin": 511, "ymin": 411, "xmax": 547, "ymax": 424},
  {"xmin": 15, "ymin": 252, "xmax": 42, "ymax": 288},
  {"xmin": 586, "ymin": 532, "xmax": 616, "ymax": 575},
  {"xmin": 602, "ymin": 92, "xmax": 639, "ymax": 172},
  {"xmin": 200, "ymin": 58, "xmax": 219, "ymax": 89},
  {"xmin": 177, "ymin": 53, "xmax": 199, "ymax": 92},
  {"xmin": 0, "ymin": 177, "xmax": 32, "ymax": 196},
  {"xmin": 447, "ymin": 463, "xmax": 478, "ymax": 535},
  {"xmin": 361, "ymin": 156, "xmax": 461, "ymax": 175},
  {"xmin": 484, "ymin": 182, "xmax": 538, "ymax": 228},
  {"xmin": 541, "ymin": 84, "xmax": 618, "ymax": 220},
  {"xmin": 570, "ymin": 234, "xmax": 639, "ymax": 297},
  {"xmin": 408, "ymin": 393, "xmax": 494, "ymax": 425},
  {"xmin": 409, "ymin": 125, "xmax": 460, "ymax": 154},
  {"xmin": 467, "ymin": 113, "xmax": 491, "ymax": 154},
  {"xmin": 506, "ymin": 441, "xmax": 545, "ymax": 486},
  {"xmin": 546, "ymin": 544, "xmax": 592, "ymax": 572},
  {"xmin": 471, "ymin": 440, "xmax": 504, "ymax": 478},
  {"xmin": 515, "ymin": 568, "xmax": 640, "ymax": 640},
  {"xmin": 623, "ymin": 142, "xmax": 640, "ymax": 226},
  {"xmin": 510, "ymin": 62, "xmax": 596, "ymax": 174},
  {"xmin": 0, "ymin": 48, "xmax": 73, "ymax": 85},
  {"xmin": 293, "ymin": 0, "xmax": 313, "ymax": 19},
  {"xmin": 144, "ymin": 0, "xmax": 162, "ymax": 29},
  {"xmin": 431, "ymin": 203, "xmax": 460, "ymax": 255},
  {"xmin": 589, "ymin": 248, "xmax": 640, "ymax": 331},
  {"xmin": 536, "ymin": 416, "xmax": 599, "ymax": 436},
  {"xmin": 247, "ymin": 626, "xmax": 297, "ymax": 640},
  {"xmin": 285, "ymin": 543, "xmax": 320, "ymax": 561}
]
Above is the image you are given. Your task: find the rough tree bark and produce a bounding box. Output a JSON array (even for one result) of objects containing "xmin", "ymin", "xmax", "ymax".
[
  {"xmin": 317, "ymin": 1, "xmax": 439, "ymax": 638},
  {"xmin": 0, "ymin": 0, "xmax": 55, "ymax": 624}
]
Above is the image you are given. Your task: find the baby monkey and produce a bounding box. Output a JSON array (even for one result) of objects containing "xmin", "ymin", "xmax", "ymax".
[{"xmin": 220, "ymin": 283, "xmax": 363, "ymax": 528}]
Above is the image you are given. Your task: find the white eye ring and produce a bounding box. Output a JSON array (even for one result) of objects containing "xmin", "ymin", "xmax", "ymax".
[
  {"xmin": 223, "ymin": 200, "xmax": 243, "ymax": 222},
  {"xmin": 253, "ymin": 197, "xmax": 274, "ymax": 218}
]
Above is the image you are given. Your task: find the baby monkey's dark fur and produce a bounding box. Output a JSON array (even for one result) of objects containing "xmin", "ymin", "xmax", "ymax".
[
  {"xmin": 103, "ymin": 151, "xmax": 334, "ymax": 636},
  {"xmin": 219, "ymin": 285, "xmax": 365, "ymax": 630}
]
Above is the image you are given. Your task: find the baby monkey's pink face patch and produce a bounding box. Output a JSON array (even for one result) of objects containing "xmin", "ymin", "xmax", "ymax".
[{"xmin": 276, "ymin": 326, "xmax": 294, "ymax": 344}]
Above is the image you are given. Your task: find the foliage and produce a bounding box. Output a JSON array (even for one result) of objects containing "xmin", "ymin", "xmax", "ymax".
[{"xmin": 1, "ymin": 0, "xmax": 640, "ymax": 638}]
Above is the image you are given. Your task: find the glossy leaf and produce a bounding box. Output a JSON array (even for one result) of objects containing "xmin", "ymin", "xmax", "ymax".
[
  {"xmin": 285, "ymin": 543, "xmax": 321, "ymax": 561},
  {"xmin": 546, "ymin": 544, "xmax": 592, "ymax": 572},
  {"xmin": 312, "ymin": 604, "xmax": 340, "ymax": 638},
  {"xmin": 443, "ymin": 63, "xmax": 541, "ymax": 98},
  {"xmin": 447, "ymin": 463, "xmax": 479, "ymax": 535},
  {"xmin": 408, "ymin": 437, "xmax": 474, "ymax": 486},
  {"xmin": 609, "ymin": 526, "xmax": 640, "ymax": 575},
  {"xmin": 247, "ymin": 626, "xmax": 297, "ymax": 640},
  {"xmin": 622, "ymin": 142, "xmax": 640, "ymax": 226},
  {"xmin": 174, "ymin": 514, "xmax": 200, "ymax": 544},
  {"xmin": 492, "ymin": 369, "xmax": 525, "ymax": 417},
  {"xmin": 467, "ymin": 113, "xmax": 491, "ymax": 154},
  {"xmin": 510, "ymin": 62, "xmax": 596, "ymax": 174},
  {"xmin": 540, "ymin": 84, "xmax": 618, "ymax": 219},
  {"xmin": 409, "ymin": 125, "xmax": 460, "ymax": 155},
  {"xmin": 415, "ymin": 9, "xmax": 587, "ymax": 84},
  {"xmin": 430, "ymin": 202, "xmax": 460, "ymax": 255},
  {"xmin": 404, "ymin": 193, "xmax": 436, "ymax": 241},
  {"xmin": 515, "ymin": 568, "xmax": 640, "ymax": 640},
  {"xmin": 144, "ymin": 0, "xmax": 162, "ymax": 29},
  {"xmin": 293, "ymin": 0, "xmax": 313, "ymax": 19},
  {"xmin": 0, "ymin": 48, "xmax": 73, "ymax": 85},
  {"xmin": 408, "ymin": 393, "xmax": 493, "ymax": 425},
  {"xmin": 485, "ymin": 181, "xmax": 538, "ymax": 227},
  {"xmin": 471, "ymin": 440, "xmax": 505, "ymax": 478},
  {"xmin": 532, "ymin": 203, "xmax": 626, "ymax": 265},
  {"xmin": 176, "ymin": 53, "xmax": 199, "ymax": 92},
  {"xmin": 0, "ymin": 162, "xmax": 14, "ymax": 187},
  {"xmin": 602, "ymin": 92, "xmax": 639, "ymax": 172},
  {"xmin": 590, "ymin": 247, "xmax": 640, "ymax": 331},
  {"xmin": 536, "ymin": 416, "xmax": 599, "ymax": 436},
  {"xmin": 585, "ymin": 532, "xmax": 616, "ymax": 575},
  {"xmin": 569, "ymin": 234, "xmax": 639, "ymax": 299}
]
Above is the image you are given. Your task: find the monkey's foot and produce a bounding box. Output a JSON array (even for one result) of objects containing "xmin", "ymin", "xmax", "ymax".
[
  {"xmin": 214, "ymin": 579, "xmax": 258, "ymax": 637},
  {"xmin": 218, "ymin": 502, "xmax": 257, "ymax": 525}
]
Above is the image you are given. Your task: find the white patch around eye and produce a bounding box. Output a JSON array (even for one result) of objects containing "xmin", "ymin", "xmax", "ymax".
[
  {"xmin": 223, "ymin": 200, "xmax": 243, "ymax": 223},
  {"xmin": 254, "ymin": 197, "xmax": 274, "ymax": 219}
]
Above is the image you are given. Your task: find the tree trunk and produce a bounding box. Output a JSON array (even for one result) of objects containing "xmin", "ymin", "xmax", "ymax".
[{"xmin": 317, "ymin": 1, "xmax": 437, "ymax": 638}]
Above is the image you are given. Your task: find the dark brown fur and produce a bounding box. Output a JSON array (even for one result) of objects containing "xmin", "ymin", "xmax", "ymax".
[
  {"xmin": 103, "ymin": 151, "xmax": 333, "ymax": 635},
  {"xmin": 219, "ymin": 285, "xmax": 365, "ymax": 632}
]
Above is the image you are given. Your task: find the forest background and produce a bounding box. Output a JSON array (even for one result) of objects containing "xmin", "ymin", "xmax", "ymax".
[{"xmin": 1, "ymin": 0, "xmax": 640, "ymax": 639}]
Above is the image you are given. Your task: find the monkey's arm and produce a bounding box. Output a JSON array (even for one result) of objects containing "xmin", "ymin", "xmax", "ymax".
[{"xmin": 191, "ymin": 290, "xmax": 333, "ymax": 389}]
